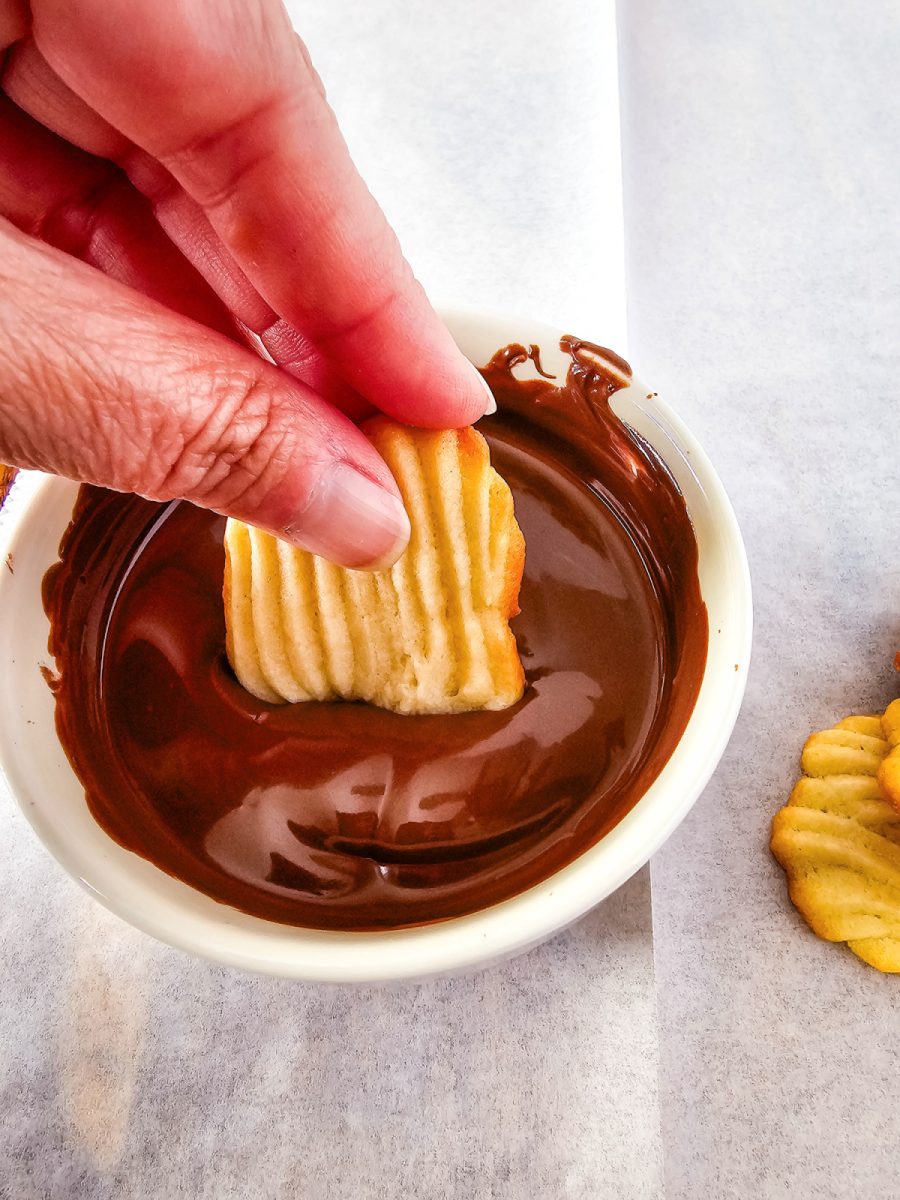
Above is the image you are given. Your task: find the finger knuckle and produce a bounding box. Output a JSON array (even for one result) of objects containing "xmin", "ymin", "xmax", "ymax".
[{"xmin": 152, "ymin": 367, "xmax": 296, "ymax": 510}]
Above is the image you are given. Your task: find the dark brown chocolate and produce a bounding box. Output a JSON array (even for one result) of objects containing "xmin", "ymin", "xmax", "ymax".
[
  {"xmin": 0, "ymin": 465, "xmax": 16, "ymax": 509},
  {"xmin": 42, "ymin": 338, "xmax": 708, "ymax": 930}
]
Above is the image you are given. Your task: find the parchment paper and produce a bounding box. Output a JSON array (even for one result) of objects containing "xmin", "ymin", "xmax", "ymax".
[{"xmin": 619, "ymin": 1, "xmax": 900, "ymax": 1196}]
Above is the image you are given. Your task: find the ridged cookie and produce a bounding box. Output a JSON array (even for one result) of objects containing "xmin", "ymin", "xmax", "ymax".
[
  {"xmin": 224, "ymin": 418, "xmax": 526, "ymax": 715},
  {"xmin": 878, "ymin": 698, "xmax": 900, "ymax": 811},
  {"xmin": 771, "ymin": 711, "xmax": 900, "ymax": 972}
]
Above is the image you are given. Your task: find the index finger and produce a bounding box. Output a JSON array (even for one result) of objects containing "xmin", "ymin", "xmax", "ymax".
[{"xmin": 32, "ymin": 0, "xmax": 493, "ymax": 427}]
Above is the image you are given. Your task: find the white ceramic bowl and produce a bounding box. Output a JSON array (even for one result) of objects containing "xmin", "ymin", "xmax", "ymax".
[{"xmin": 0, "ymin": 309, "xmax": 751, "ymax": 982}]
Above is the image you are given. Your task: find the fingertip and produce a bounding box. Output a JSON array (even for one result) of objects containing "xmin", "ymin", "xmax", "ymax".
[
  {"xmin": 433, "ymin": 360, "xmax": 496, "ymax": 427},
  {"xmin": 366, "ymin": 354, "xmax": 498, "ymax": 430},
  {"xmin": 474, "ymin": 368, "xmax": 498, "ymax": 417},
  {"xmin": 443, "ymin": 358, "xmax": 498, "ymax": 425},
  {"xmin": 279, "ymin": 460, "xmax": 410, "ymax": 570}
]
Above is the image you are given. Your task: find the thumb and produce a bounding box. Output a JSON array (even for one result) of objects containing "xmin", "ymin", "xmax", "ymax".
[{"xmin": 0, "ymin": 220, "xmax": 410, "ymax": 569}]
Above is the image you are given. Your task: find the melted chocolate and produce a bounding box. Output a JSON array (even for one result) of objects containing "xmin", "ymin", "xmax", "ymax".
[
  {"xmin": 0, "ymin": 464, "xmax": 16, "ymax": 508},
  {"xmin": 42, "ymin": 339, "xmax": 708, "ymax": 930}
]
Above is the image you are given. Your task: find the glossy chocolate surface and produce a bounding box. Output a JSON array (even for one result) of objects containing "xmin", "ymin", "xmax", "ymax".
[{"xmin": 42, "ymin": 339, "xmax": 708, "ymax": 929}]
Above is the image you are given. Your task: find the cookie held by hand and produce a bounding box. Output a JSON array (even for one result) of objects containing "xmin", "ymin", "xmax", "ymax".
[
  {"xmin": 771, "ymin": 711, "xmax": 900, "ymax": 972},
  {"xmin": 224, "ymin": 418, "xmax": 526, "ymax": 715}
]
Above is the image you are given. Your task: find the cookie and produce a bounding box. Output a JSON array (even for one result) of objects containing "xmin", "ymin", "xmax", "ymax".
[
  {"xmin": 224, "ymin": 418, "xmax": 526, "ymax": 715},
  {"xmin": 877, "ymin": 698, "xmax": 900, "ymax": 811},
  {"xmin": 771, "ymin": 710, "xmax": 900, "ymax": 971}
]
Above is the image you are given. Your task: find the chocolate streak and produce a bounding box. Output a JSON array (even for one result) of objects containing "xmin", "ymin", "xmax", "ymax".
[
  {"xmin": 42, "ymin": 339, "xmax": 708, "ymax": 930},
  {"xmin": 0, "ymin": 465, "xmax": 16, "ymax": 509}
]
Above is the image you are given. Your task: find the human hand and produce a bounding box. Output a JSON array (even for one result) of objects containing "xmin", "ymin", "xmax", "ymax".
[{"xmin": 0, "ymin": 0, "xmax": 493, "ymax": 567}]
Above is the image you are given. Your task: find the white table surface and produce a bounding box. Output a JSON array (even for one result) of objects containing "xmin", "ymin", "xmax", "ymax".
[{"xmin": 2, "ymin": 2, "xmax": 899, "ymax": 1197}]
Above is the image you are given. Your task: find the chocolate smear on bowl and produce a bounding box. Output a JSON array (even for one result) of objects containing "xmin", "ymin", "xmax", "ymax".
[
  {"xmin": 0, "ymin": 465, "xmax": 17, "ymax": 509},
  {"xmin": 42, "ymin": 338, "xmax": 708, "ymax": 930}
]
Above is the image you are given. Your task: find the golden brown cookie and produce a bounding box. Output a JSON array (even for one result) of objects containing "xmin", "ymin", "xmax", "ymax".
[
  {"xmin": 224, "ymin": 418, "xmax": 526, "ymax": 715},
  {"xmin": 877, "ymin": 698, "xmax": 900, "ymax": 812},
  {"xmin": 771, "ymin": 710, "xmax": 900, "ymax": 971}
]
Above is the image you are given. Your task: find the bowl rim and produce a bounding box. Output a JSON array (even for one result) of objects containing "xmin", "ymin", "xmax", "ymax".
[{"xmin": 0, "ymin": 307, "xmax": 752, "ymax": 982}]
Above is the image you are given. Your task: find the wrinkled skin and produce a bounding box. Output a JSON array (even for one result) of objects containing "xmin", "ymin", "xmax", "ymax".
[{"xmin": 0, "ymin": 0, "xmax": 490, "ymax": 567}]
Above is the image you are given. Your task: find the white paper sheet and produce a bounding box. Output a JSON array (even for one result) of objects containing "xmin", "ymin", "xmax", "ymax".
[
  {"xmin": 619, "ymin": 1, "xmax": 900, "ymax": 1196},
  {"xmin": 296, "ymin": 0, "xmax": 628, "ymax": 346}
]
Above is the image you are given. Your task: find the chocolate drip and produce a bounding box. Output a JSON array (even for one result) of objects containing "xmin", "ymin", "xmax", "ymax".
[{"xmin": 42, "ymin": 337, "xmax": 708, "ymax": 930}]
